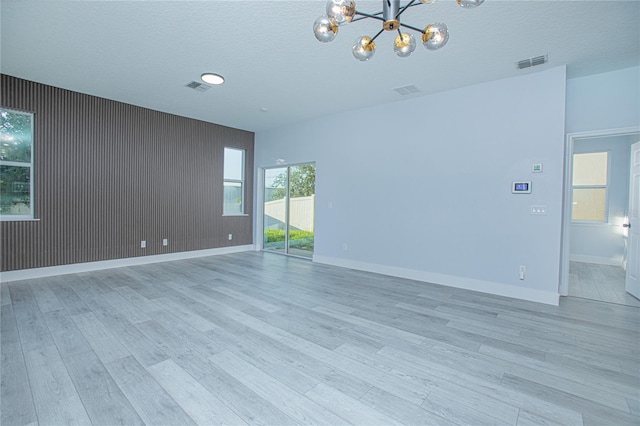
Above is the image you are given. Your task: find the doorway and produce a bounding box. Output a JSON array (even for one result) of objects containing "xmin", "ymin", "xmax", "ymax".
[
  {"xmin": 263, "ymin": 163, "xmax": 315, "ymax": 258},
  {"xmin": 560, "ymin": 127, "xmax": 640, "ymax": 305},
  {"xmin": 568, "ymin": 261, "xmax": 639, "ymax": 306}
]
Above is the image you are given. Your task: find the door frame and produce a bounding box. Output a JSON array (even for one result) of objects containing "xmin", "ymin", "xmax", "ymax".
[
  {"xmin": 559, "ymin": 126, "xmax": 640, "ymax": 296},
  {"xmin": 255, "ymin": 166, "xmax": 265, "ymax": 251}
]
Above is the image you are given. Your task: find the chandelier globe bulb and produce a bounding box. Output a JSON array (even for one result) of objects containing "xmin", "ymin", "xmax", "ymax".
[
  {"xmin": 352, "ymin": 36, "xmax": 376, "ymax": 61},
  {"xmin": 456, "ymin": 0, "xmax": 484, "ymax": 8},
  {"xmin": 313, "ymin": 16, "xmax": 338, "ymax": 42},
  {"xmin": 422, "ymin": 22, "xmax": 449, "ymax": 50},
  {"xmin": 394, "ymin": 33, "xmax": 416, "ymax": 57},
  {"xmin": 326, "ymin": 0, "xmax": 357, "ymax": 26}
]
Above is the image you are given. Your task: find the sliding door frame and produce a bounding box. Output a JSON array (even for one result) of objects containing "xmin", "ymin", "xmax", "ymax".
[{"xmin": 259, "ymin": 162, "xmax": 315, "ymax": 258}]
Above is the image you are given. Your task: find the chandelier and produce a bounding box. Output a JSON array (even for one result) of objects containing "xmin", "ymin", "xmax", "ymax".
[{"xmin": 313, "ymin": 0, "xmax": 484, "ymax": 61}]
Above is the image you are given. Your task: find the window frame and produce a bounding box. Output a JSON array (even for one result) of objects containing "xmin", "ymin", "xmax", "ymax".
[
  {"xmin": 223, "ymin": 147, "xmax": 246, "ymax": 216},
  {"xmin": 0, "ymin": 107, "xmax": 35, "ymax": 221},
  {"xmin": 571, "ymin": 150, "xmax": 610, "ymax": 223}
]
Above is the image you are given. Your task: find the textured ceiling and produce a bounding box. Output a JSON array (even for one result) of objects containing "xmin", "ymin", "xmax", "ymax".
[{"xmin": 1, "ymin": 1, "xmax": 639, "ymax": 132}]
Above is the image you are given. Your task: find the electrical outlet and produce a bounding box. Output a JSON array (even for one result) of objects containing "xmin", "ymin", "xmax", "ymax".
[
  {"xmin": 162, "ymin": 238, "xmax": 168, "ymax": 246},
  {"xmin": 228, "ymin": 234, "xmax": 233, "ymax": 241},
  {"xmin": 519, "ymin": 265, "xmax": 526, "ymax": 280},
  {"xmin": 342, "ymin": 243, "xmax": 348, "ymax": 251},
  {"xmin": 141, "ymin": 240, "xmax": 146, "ymax": 249}
]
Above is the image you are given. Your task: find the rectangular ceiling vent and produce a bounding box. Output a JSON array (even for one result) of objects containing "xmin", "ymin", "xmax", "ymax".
[
  {"xmin": 516, "ymin": 55, "xmax": 548, "ymax": 70},
  {"xmin": 393, "ymin": 84, "xmax": 420, "ymax": 96},
  {"xmin": 185, "ymin": 81, "xmax": 211, "ymax": 92}
]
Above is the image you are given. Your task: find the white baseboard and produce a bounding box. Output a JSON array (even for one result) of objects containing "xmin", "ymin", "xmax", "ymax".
[
  {"xmin": 313, "ymin": 255, "xmax": 559, "ymax": 306},
  {"xmin": 569, "ymin": 254, "xmax": 623, "ymax": 267},
  {"xmin": 0, "ymin": 245, "xmax": 255, "ymax": 283}
]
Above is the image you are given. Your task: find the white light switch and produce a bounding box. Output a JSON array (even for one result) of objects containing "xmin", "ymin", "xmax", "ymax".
[
  {"xmin": 530, "ymin": 205, "xmax": 547, "ymax": 215},
  {"xmin": 162, "ymin": 238, "xmax": 168, "ymax": 246}
]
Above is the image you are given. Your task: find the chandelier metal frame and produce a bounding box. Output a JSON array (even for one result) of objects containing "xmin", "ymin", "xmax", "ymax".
[
  {"xmin": 351, "ymin": 0, "xmax": 430, "ymax": 43},
  {"xmin": 313, "ymin": 0, "xmax": 484, "ymax": 61}
]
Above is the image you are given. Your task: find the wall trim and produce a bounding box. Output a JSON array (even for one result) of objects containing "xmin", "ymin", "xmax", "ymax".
[
  {"xmin": 0, "ymin": 245, "xmax": 255, "ymax": 283},
  {"xmin": 569, "ymin": 255, "xmax": 623, "ymax": 267},
  {"xmin": 313, "ymin": 255, "xmax": 559, "ymax": 306}
]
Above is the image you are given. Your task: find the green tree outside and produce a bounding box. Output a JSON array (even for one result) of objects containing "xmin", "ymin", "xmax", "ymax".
[
  {"xmin": 270, "ymin": 164, "xmax": 315, "ymax": 200},
  {"xmin": 1, "ymin": 109, "xmax": 33, "ymax": 214},
  {"xmin": 1, "ymin": 109, "xmax": 32, "ymax": 163}
]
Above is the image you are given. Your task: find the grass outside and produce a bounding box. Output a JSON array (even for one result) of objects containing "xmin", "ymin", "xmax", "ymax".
[{"xmin": 264, "ymin": 229, "xmax": 314, "ymax": 251}]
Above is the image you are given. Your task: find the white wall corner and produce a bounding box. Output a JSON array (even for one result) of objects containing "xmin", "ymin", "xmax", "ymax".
[
  {"xmin": 313, "ymin": 255, "xmax": 560, "ymax": 306},
  {"xmin": 0, "ymin": 245, "xmax": 255, "ymax": 283}
]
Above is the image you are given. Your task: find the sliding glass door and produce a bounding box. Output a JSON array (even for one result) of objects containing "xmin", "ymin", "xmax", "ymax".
[
  {"xmin": 264, "ymin": 167, "xmax": 288, "ymax": 254},
  {"xmin": 286, "ymin": 164, "xmax": 315, "ymax": 257},
  {"xmin": 263, "ymin": 163, "xmax": 315, "ymax": 258}
]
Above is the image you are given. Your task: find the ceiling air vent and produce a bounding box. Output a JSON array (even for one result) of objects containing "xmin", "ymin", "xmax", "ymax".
[
  {"xmin": 393, "ymin": 84, "xmax": 420, "ymax": 96},
  {"xmin": 516, "ymin": 55, "xmax": 548, "ymax": 70},
  {"xmin": 185, "ymin": 81, "xmax": 211, "ymax": 92}
]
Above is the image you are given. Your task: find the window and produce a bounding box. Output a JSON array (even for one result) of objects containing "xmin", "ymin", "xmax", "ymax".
[
  {"xmin": 572, "ymin": 151, "xmax": 608, "ymax": 222},
  {"xmin": 223, "ymin": 147, "xmax": 245, "ymax": 215},
  {"xmin": 1, "ymin": 108, "xmax": 34, "ymax": 220}
]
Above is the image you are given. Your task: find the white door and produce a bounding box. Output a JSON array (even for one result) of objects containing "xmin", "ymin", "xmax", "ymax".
[{"xmin": 625, "ymin": 142, "xmax": 640, "ymax": 299}]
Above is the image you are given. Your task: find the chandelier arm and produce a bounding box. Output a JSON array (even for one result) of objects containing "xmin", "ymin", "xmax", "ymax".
[
  {"xmin": 352, "ymin": 1, "xmax": 424, "ymax": 22},
  {"xmin": 395, "ymin": 0, "xmax": 419, "ymax": 20},
  {"xmin": 369, "ymin": 28, "xmax": 386, "ymax": 43},
  {"xmin": 399, "ymin": 22, "xmax": 426, "ymax": 34},
  {"xmin": 351, "ymin": 15, "xmax": 370, "ymax": 23},
  {"xmin": 354, "ymin": 11, "xmax": 386, "ymax": 23}
]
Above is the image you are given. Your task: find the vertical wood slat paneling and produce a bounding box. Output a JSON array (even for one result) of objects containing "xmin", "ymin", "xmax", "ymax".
[{"xmin": 0, "ymin": 75, "xmax": 254, "ymax": 272}]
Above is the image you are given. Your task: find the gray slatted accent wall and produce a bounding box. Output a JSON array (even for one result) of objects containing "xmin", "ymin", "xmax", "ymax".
[{"xmin": 1, "ymin": 75, "xmax": 254, "ymax": 271}]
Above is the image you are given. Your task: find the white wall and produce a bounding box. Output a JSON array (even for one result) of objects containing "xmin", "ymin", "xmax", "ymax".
[
  {"xmin": 570, "ymin": 136, "xmax": 635, "ymax": 265},
  {"xmin": 566, "ymin": 66, "xmax": 640, "ymax": 134},
  {"xmin": 255, "ymin": 66, "xmax": 567, "ymax": 305}
]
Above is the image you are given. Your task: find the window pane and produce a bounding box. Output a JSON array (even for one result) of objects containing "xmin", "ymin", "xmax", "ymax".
[
  {"xmin": 224, "ymin": 148, "xmax": 244, "ymax": 180},
  {"xmin": 573, "ymin": 152, "xmax": 607, "ymax": 186},
  {"xmin": 265, "ymin": 167, "xmax": 287, "ymax": 202},
  {"xmin": 223, "ymin": 181, "xmax": 242, "ymax": 215},
  {"xmin": 0, "ymin": 109, "xmax": 32, "ymax": 163},
  {"xmin": 0, "ymin": 165, "xmax": 31, "ymax": 215},
  {"xmin": 572, "ymin": 188, "xmax": 606, "ymax": 221}
]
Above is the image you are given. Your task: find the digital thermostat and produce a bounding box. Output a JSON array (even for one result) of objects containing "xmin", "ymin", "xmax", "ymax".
[{"xmin": 512, "ymin": 181, "xmax": 531, "ymax": 193}]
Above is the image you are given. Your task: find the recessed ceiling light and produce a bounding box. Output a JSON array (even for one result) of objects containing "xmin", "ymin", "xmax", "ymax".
[
  {"xmin": 260, "ymin": 107, "xmax": 268, "ymax": 112},
  {"xmin": 201, "ymin": 73, "xmax": 224, "ymax": 85}
]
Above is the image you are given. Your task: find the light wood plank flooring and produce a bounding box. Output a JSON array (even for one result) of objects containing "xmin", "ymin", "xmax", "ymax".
[
  {"xmin": 569, "ymin": 261, "xmax": 640, "ymax": 307},
  {"xmin": 2, "ymin": 252, "xmax": 639, "ymax": 425}
]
